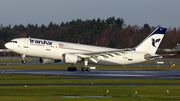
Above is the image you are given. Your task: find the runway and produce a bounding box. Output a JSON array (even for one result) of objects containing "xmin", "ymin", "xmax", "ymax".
[{"xmin": 1, "ymin": 69, "xmax": 180, "ymax": 79}]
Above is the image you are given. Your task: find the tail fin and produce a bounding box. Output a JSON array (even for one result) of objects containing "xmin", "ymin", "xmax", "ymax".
[{"xmin": 134, "ymin": 27, "xmax": 167, "ymax": 54}]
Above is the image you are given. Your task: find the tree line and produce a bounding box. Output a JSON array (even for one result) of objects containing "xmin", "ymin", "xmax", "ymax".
[{"xmin": 0, "ymin": 17, "xmax": 180, "ymax": 52}]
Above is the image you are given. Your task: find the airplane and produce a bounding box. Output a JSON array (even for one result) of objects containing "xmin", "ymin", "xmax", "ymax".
[{"xmin": 5, "ymin": 27, "xmax": 167, "ymax": 72}]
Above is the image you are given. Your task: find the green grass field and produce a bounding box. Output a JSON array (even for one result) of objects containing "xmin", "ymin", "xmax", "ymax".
[
  {"xmin": 0, "ymin": 60, "xmax": 180, "ymax": 100},
  {"xmin": 0, "ymin": 59, "xmax": 180, "ymax": 70},
  {"xmin": 1, "ymin": 85, "xmax": 180, "ymax": 101},
  {"xmin": 0, "ymin": 74, "xmax": 180, "ymax": 101},
  {"xmin": 1, "ymin": 76, "xmax": 180, "ymax": 101}
]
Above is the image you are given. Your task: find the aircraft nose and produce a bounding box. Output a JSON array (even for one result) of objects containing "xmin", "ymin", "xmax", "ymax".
[{"xmin": 5, "ymin": 43, "xmax": 11, "ymax": 49}]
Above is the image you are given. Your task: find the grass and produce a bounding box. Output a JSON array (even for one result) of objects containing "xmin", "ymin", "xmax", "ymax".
[
  {"xmin": 0, "ymin": 74, "xmax": 180, "ymax": 101},
  {"xmin": 0, "ymin": 60, "xmax": 180, "ymax": 100},
  {"xmin": 1, "ymin": 85, "xmax": 180, "ymax": 101},
  {"xmin": 0, "ymin": 60, "xmax": 180, "ymax": 70},
  {"xmin": 0, "ymin": 58, "xmax": 180, "ymax": 70},
  {"xmin": 1, "ymin": 74, "xmax": 180, "ymax": 84}
]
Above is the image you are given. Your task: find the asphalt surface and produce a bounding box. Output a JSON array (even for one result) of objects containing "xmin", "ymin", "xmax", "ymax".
[{"xmin": 1, "ymin": 69, "xmax": 180, "ymax": 79}]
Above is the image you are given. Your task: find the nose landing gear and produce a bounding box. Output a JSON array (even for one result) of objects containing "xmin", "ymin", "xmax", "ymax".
[{"xmin": 21, "ymin": 54, "xmax": 26, "ymax": 64}]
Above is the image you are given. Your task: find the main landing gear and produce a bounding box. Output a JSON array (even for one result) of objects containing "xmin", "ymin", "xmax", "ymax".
[
  {"xmin": 67, "ymin": 58, "xmax": 91, "ymax": 72},
  {"xmin": 81, "ymin": 58, "xmax": 91, "ymax": 72},
  {"xmin": 81, "ymin": 67, "xmax": 91, "ymax": 72},
  {"xmin": 68, "ymin": 66, "xmax": 91, "ymax": 72},
  {"xmin": 67, "ymin": 64, "xmax": 77, "ymax": 71}
]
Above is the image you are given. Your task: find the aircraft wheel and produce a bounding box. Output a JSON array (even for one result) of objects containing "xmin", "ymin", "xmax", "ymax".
[
  {"xmin": 68, "ymin": 67, "xmax": 73, "ymax": 71},
  {"xmin": 72, "ymin": 67, "xmax": 77, "ymax": 71},
  {"xmin": 22, "ymin": 60, "xmax": 26, "ymax": 64},
  {"xmin": 86, "ymin": 67, "xmax": 91, "ymax": 72},
  {"xmin": 81, "ymin": 67, "xmax": 86, "ymax": 71}
]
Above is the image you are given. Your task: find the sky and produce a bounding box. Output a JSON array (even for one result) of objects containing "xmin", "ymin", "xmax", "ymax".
[{"xmin": 0, "ymin": 0, "xmax": 180, "ymax": 28}]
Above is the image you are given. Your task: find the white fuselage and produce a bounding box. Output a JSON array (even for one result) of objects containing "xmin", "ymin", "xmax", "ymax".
[{"xmin": 5, "ymin": 38, "xmax": 149, "ymax": 65}]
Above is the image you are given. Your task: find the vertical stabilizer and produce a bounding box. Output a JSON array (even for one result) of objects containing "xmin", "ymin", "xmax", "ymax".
[{"xmin": 134, "ymin": 27, "xmax": 167, "ymax": 54}]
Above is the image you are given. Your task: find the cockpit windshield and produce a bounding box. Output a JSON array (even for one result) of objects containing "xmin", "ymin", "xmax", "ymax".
[{"xmin": 10, "ymin": 41, "xmax": 18, "ymax": 43}]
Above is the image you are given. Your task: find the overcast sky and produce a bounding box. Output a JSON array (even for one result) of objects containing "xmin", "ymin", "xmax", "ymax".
[{"xmin": 0, "ymin": 0, "xmax": 179, "ymax": 28}]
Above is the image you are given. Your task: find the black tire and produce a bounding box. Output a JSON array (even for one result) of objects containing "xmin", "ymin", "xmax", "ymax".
[
  {"xmin": 68, "ymin": 67, "xmax": 73, "ymax": 71},
  {"xmin": 22, "ymin": 60, "xmax": 26, "ymax": 64},
  {"xmin": 86, "ymin": 67, "xmax": 91, "ymax": 72},
  {"xmin": 72, "ymin": 67, "xmax": 77, "ymax": 71},
  {"xmin": 81, "ymin": 67, "xmax": 86, "ymax": 71}
]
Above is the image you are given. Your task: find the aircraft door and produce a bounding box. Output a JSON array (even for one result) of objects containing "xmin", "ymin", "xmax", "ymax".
[
  {"xmin": 23, "ymin": 39, "xmax": 29, "ymax": 54},
  {"xmin": 46, "ymin": 44, "xmax": 51, "ymax": 51},
  {"xmin": 23, "ymin": 40, "xmax": 29, "ymax": 48},
  {"xmin": 128, "ymin": 53, "xmax": 133, "ymax": 61}
]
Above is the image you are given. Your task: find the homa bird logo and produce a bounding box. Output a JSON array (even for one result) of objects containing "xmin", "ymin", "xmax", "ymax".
[{"xmin": 152, "ymin": 38, "xmax": 160, "ymax": 47}]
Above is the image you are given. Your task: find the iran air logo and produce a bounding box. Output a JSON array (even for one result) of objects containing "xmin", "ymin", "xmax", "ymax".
[{"xmin": 152, "ymin": 38, "xmax": 161, "ymax": 47}]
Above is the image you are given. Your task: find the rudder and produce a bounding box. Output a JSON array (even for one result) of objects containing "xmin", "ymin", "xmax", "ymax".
[{"xmin": 134, "ymin": 27, "xmax": 167, "ymax": 54}]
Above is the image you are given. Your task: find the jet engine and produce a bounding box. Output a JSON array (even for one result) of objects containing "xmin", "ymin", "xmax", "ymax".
[
  {"xmin": 62, "ymin": 54, "xmax": 82, "ymax": 63},
  {"xmin": 39, "ymin": 58, "xmax": 60, "ymax": 63}
]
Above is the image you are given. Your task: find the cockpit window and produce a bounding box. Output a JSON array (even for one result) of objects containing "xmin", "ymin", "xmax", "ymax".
[{"xmin": 10, "ymin": 41, "xmax": 18, "ymax": 43}]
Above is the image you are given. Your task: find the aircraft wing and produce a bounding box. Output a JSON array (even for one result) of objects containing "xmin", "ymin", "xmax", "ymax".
[
  {"xmin": 73, "ymin": 48, "xmax": 131, "ymax": 56},
  {"xmin": 68, "ymin": 49, "xmax": 174, "ymax": 63},
  {"xmin": 68, "ymin": 48, "xmax": 132, "ymax": 63}
]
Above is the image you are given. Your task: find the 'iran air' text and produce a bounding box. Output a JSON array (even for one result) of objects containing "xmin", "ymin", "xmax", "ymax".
[{"xmin": 30, "ymin": 39, "xmax": 52, "ymax": 45}]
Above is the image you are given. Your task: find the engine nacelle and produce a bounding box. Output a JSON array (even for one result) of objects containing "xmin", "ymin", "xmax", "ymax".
[
  {"xmin": 62, "ymin": 54, "xmax": 81, "ymax": 63},
  {"xmin": 39, "ymin": 58, "xmax": 60, "ymax": 63}
]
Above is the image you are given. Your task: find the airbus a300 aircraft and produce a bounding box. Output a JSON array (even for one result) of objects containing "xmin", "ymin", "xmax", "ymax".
[{"xmin": 5, "ymin": 27, "xmax": 167, "ymax": 72}]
